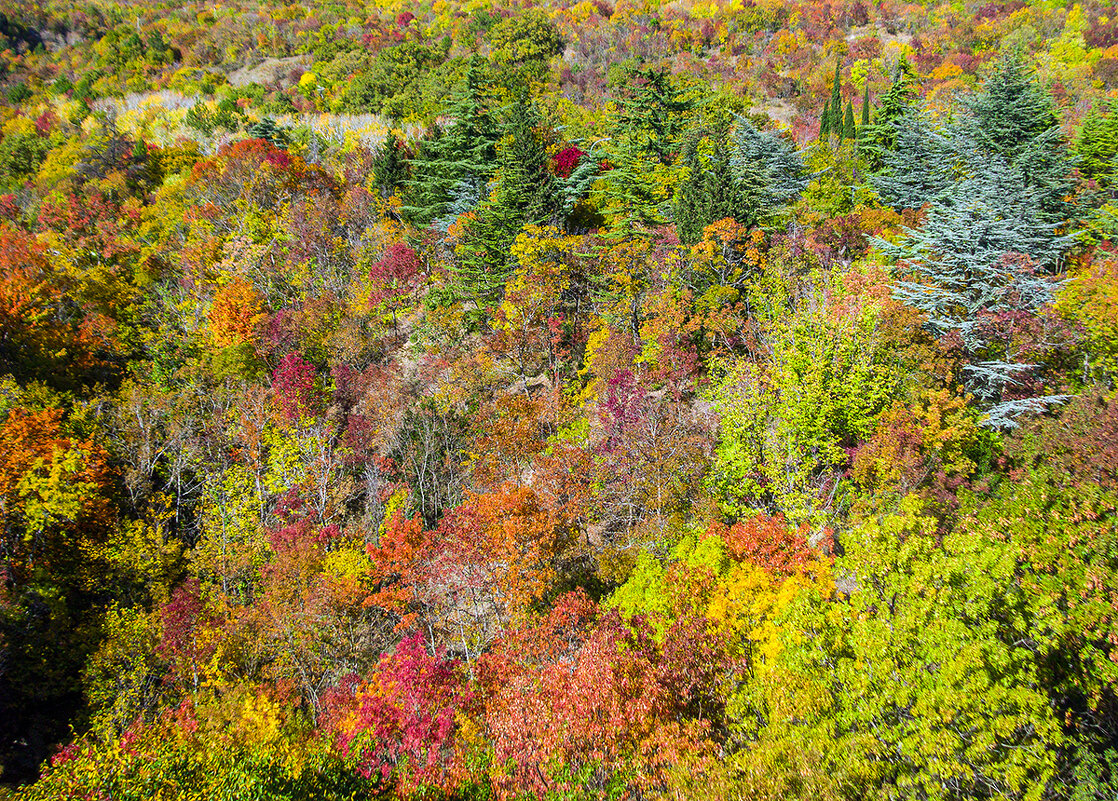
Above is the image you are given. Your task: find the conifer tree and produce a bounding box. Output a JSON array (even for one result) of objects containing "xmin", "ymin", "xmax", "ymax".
[
  {"xmin": 871, "ymin": 113, "xmax": 954, "ymax": 210},
  {"xmin": 820, "ymin": 98, "xmax": 831, "ymax": 140},
  {"xmin": 671, "ymin": 115, "xmax": 807, "ymax": 240},
  {"xmin": 859, "ymin": 56, "xmax": 918, "ymax": 165},
  {"xmin": 451, "ymin": 96, "xmax": 557, "ymax": 303},
  {"xmin": 246, "ymin": 117, "xmax": 287, "ymax": 149},
  {"xmin": 829, "ymin": 59, "xmax": 842, "ymax": 135},
  {"xmin": 964, "ymin": 51, "xmax": 1056, "ymax": 160},
  {"xmin": 861, "ymin": 82, "xmax": 871, "ymax": 127},
  {"xmin": 400, "ymin": 57, "xmax": 499, "ymax": 226},
  {"xmin": 960, "ymin": 53, "xmax": 1078, "ymax": 237},
  {"xmin": 372, "ymin": 134, "xmax": 410, "ymax": 199},
  {"xmin": 1076, "ymin": 102, "xmax": 1118, "ymax": 191},
  {"xmin": 615, "ymin": 66, "xmax": 694, "ymax": 166},
  {"xmin": 673, "ymin": 132, "xmax": 749, "ymax": 244},
  {"xmin": 843, "ymin": 102, "xmax": 856, "ymax": 140},
  {"xmin": 881, "ymin": 160, "xmax": 1072, "ymax": 427},
  {"xmin": 599, "ymin": 131, "xmax": 665, "ymax": 239},
  {"xmin": 674, "ymin": 136, "xmax": 715, "ymax": 245}
]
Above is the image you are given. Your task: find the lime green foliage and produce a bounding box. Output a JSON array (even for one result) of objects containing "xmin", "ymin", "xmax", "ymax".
[
  {"xmin": 707, "ymin": 277, "xmax": 901, "ymax": 524},
  {"xmin": 17, "ymin": 695, "xmax": 375, "ymax": 801},
  {"xmin": 768, "ymin": 498, "xmax": 1064, "ymax": 799},
  {"xmin": 83, "ymin": 605, "xmax": 163, "ymax": 737}
]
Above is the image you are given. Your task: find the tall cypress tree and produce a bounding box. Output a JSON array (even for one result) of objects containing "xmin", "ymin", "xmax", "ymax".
[
  {"xmin": 674, "ymin": 136, "xmax": 714, "ymax": 245},
  {"xmin": 829, "ymin": 59, "xmax": 843, "ymax": 135},
  {"xmin": 820, "ymin": 98, "xmax": 832, "ymax": 140},
  {"xmin": 843, "ymin": 102, "xmax": 856, "ymax": 140},
  {"xmin": 860, "ymin": 82, "xmax": 871, "ymax": 127}
]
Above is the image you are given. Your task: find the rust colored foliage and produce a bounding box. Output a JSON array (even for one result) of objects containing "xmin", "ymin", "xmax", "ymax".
[
  {"xmin": 478, "ymin": 594, "xmax": 725, "ymax": 800},
  {"xmin": 366, "ymin": 509, "xmax": 441, "ymax": 632},
  {"xmin": 438, "ymin": 485, "xmax": 575, "ymax": 631},
  {"xmin": 158, "ymin": 578, "xmax": 214, "ymax": 692},
  {"xmin": 272, "ymin": 352, "xmax": 321, "ymax": 421},
  {"xmin": 368, "ymin": 243, "xmax": 423, "ymax": 309},
  {"xmin": 188, "ymin": 139, "xmax": 336, "ymax": 223},
  {"xmin": 209, "ymin": 278, "xmax": 266, "ymax": 348},
  {"xmin": 710, "ymin": 514, "xmax": 824, "ymax": 575}
]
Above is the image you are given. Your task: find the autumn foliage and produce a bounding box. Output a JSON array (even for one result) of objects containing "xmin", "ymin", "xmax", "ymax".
[{"xmin": 1, "ymin": 0, "xmax": 1117, "ymax": 797}]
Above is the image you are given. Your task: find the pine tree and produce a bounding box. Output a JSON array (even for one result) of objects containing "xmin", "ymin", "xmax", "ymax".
[
  {"xmin": 871, "ymin": 113, "xmax": 955, "ymax": 210},
  {"xmin": 880, "ymin": 160, "xmax": 1072, "ymax": 427},
  {"xmin": 958, "ymin": 52, "xmax": 1078, "ymax": 238},
  {"xmin": 615, "ymin": 66, "xmax": 695, "ymax": 166},
  {"xmin": 861, "ymin": 82, "xmax": 871, "ymax": 127},
  {"xmin": 964, "ymin": 51, "xmax": 1057, "ymax": 160},
  {"xmin": 674, "ymin": 136, "xmax": 714, "ymax": 245},
  {"xmin": 843, "ymin": 102, "xmax": 856, "ymax": 140},
  {"xmin": 730, "ymin": 116, "xmax": 808, "ymax": 209},
  {"xmin": 451, "ymin": 96, "xmax": 557, "ymax": 303},
  {"xmin": 859, "ymin": 56, "xmax": 918, "ymax": 166},
  {"xmin": 372, "ymin": 134, "xmax": 410, "ymax": 199},
  {"xmin": 673, "ymin": 132, "xmax": 748, "ymax": 244},
  {"xmin": 820, "ymin": 98, "xmax": 832, "ymax": 140},
  {"xmin": 1076, "ymin": 102, "xmax": 1118, "ymax": 191},
  {"xmin": 829, "ymin": 59, "xmax": 843, "ymax": 136},
  {"xmin": 246, "ymin": 117, "xmax": 287, "ymax": 149},
  {"xmin": 400, "ymin": 57, "xmax": 499, "ymax": 225},
  {"xmin": 599, "ymin": 131, "xmax": 665, "ymax": 240}
]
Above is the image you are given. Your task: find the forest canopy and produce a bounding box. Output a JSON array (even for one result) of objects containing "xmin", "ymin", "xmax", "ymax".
[{"xmin": 0, "ymin": 0, "xmax": 1117, "ymax": 797}]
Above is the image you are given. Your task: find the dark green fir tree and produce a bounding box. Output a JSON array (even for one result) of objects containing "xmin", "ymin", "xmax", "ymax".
[
  {"xmin": 451, "ymin": 96, "xmax": 557, "ymax": 303},
  {"xmin": 400, "ymin": 57, "xmax": 499, "ymax": 226},
  {"xmin": 371, "ymin": 134, "xmax": 411, "ymax": 199}
]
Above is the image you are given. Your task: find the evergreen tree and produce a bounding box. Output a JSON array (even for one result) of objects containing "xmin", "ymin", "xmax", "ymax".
[
  {"xmin": 881, "ymin": 160, "xmax": 1072, "ymax": 427},
  {"xmin": 673, "ymin": 132, "xmax": 748, "ymax": 244},
  {"xmin": 871, "ymin": 113, "xmax": 955, "ymax": 210},
  {"xmin": 859, "ymin": 56, "xmax": 918, "ymax": 166},
  {"xmin": 246, "ymin": 117, "xmax": 287, "ymax": 149},
  {"xmin": 957, "ymin": 53, "xmax": 1079, "ymax": 238},
  {"xmin": 400, "ymin": 57, "xmax": 499, "ymax": 225},
  {"xmin": 674, "ymin": 136, "xmax": 715, "ymax": 245},
  {"xmin": 843, "ymin": 102, "xmax": 856, "ymax": 140},
  {"xmin": 861, "ymin": 82, "xmax": 871, "ymax": 127},
  {"xmin": 599, "ymin": 131, "xmax": 666, "ymax": 239},
  {"xmin": 829, "ymin": 59, "xmax": 842, "ymax": 136},
  {"xmin": 672, "ymin": 116, "xmax": 806, "ymax": 241},
  {"xmin": 730, "ymin": 116, "xmax": 808, "ymax": 210},
  {"xmin": 451, "ymin": 96, "xmax": 557, "ymax": 303},
  {"xmin": 964, "ymin": 51, "xmax": 1057, "ymax": 160},
  {"xmin": 820, "ymin": 98, "xmax": 831, "ymax": 140},
  {"xmin": 615, "ymin": 66, "xmax": 695, "ymax": 166},
  {"xmin": 1076, "ymin": 102, "xmax": 1118, "ymax": 192},
  {"xmin": 371, "ymin": 134, "xmax": 411, "ymax": 199}
]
